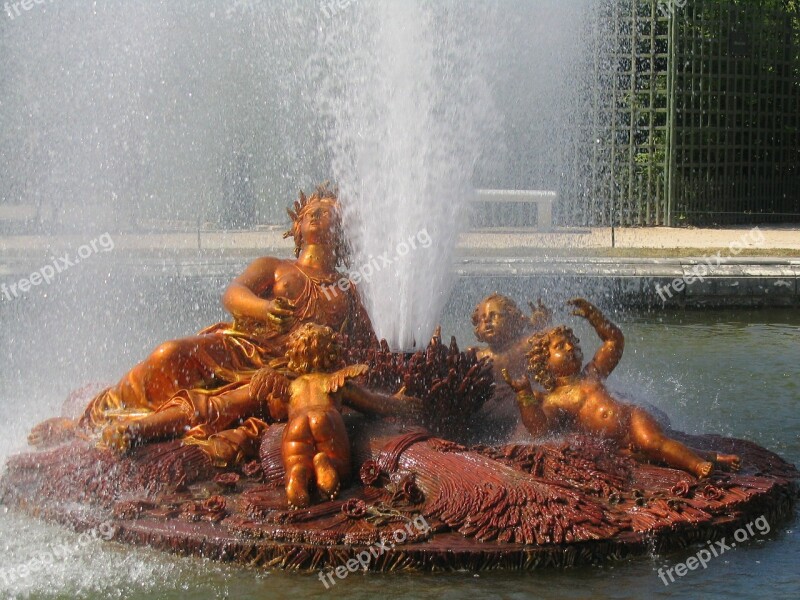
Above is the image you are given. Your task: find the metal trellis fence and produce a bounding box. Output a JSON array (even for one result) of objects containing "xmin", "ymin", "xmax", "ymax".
[{"xmin": 561, "ymin": 0, "xmax": 800, "ymax": 226}]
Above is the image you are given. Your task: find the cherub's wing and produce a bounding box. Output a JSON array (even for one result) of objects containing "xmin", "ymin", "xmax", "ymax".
[{"xmin": 323, "ymin": 364, "xmax": 369, "ymax": 394}]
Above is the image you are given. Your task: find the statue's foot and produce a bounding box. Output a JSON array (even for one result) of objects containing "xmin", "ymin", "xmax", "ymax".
[
  {"xmin": 286, "ymin": 466, "xmax": 311, "ymax": 509},
  {"xmin": 694, "ymin": 460, "xmax": 714, "ymax": 479},
  {"xmin": 28, "ymin": 417, "xmax": 77, "ymax": 447},
  {"xmin": 100, "ymin": 423, "xmax": 134, "ymax": 454},
  {"xmin": 715, "ymin": 453, "xmax": 741, "ymax": 472},
  {"xmin": 313, "ymin": 452, "xmax": 341, "ymax": 501}
]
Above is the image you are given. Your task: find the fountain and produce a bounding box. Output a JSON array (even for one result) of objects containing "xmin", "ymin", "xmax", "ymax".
[
  {"xmin": 2, "ymin": 181, "xmax": 796, "ymax": 572},
  {"xmin": 0, "ymin": 191, "xmax": 798, "ymax": 568},
  {"xmin": 0, "ymin": 0, "xmax": 797, "ymax": 595}
]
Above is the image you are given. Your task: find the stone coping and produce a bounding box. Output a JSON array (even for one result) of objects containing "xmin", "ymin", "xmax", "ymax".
[{"xmin": 1, "ymin": 229, "xmax": 799, "ymax": 307}]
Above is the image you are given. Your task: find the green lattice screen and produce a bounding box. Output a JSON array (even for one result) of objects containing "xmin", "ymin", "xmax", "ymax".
[
  {"xmin": 669, "ymin": 0, "xmax": 800, "ymax": 224},
  {"xmin": 560, "ymin": 0, "xmax": 800, "ymax": 226}
]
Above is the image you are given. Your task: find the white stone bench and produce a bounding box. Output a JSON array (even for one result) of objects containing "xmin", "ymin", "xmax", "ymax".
[{"xmin": 471, "ymin": 189, "xmax": 557, "ymax": 230}]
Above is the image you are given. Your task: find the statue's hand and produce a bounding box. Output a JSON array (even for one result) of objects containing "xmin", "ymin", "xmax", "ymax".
[
  {"xmin": 528, "ymin": 298, "xmax": 552, "ymax": 331},
  {"xmin": 265, "ymin": 297, "xmax": 296, "ymax": 332},
  {"xmin": 392, "ymin": 385, "xmax": 425, "ymax": 419},
  {"xmin": 100, "ymin": 423, "xmax": 133, "ymax": 455},
  {"xmin": 250, "ymin": 367, "xmax": 290, "ymax": 421},
  {"xmin": 567, "ymin": 297, "xmax": 598, "ymax": 320},
  {"xmin": 251, "ymin": 367, "xmax": 289, "ymax": 402},
  {"xmin": 501, "ymin": 368, "xmax": 532, "ymax": 394}
]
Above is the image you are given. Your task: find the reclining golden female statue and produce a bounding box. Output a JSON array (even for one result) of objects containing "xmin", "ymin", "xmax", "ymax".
[{"xmin": 29, "ymin": 184, "xmax": 376, "ymax": 447}]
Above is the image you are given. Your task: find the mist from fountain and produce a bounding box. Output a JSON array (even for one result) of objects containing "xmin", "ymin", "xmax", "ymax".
[
  {"xmin": 307, "ymin": 0, "xmax": 604, "ymax": 348},
  {"xmin": 0, "ymin": 0, "xmax": 595, "ymax": 352}
]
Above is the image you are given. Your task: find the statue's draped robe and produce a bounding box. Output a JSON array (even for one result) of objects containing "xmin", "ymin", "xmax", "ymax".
[{"xmin": 81, "ymin": 264, "xmax": 374, "ymax": 446}]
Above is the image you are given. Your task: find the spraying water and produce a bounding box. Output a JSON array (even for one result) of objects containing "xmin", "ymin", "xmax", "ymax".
[{"xmin": 310, "ymin": 0, "xmax": 501, "ymax": 349}]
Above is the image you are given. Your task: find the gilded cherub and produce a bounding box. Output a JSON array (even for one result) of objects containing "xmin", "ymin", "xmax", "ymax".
[
  {"xmin": 504, "ymin": 298, "xmax": 740, "ymax": 479},
  {"xmin": 470, "ymin": 293, "xmax": 552, "ymax": 433},
  {"xmin": 278, "ymin": 323, "xmax": 363, "ymax": 508},
  {"xmin": 471, "ymin": 293, "xmax": 552, "ymax": 379},
  {"xmin": 277, "ymin": 323, "xmax": 429, "ymax": 507}
]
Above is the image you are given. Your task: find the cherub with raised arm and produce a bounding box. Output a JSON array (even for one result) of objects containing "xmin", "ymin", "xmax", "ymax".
[{"xmin": 503, "ymin": 298, "xmax": 740, "ymax": 479}]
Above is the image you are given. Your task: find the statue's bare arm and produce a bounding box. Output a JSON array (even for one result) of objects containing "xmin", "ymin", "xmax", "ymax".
[
  {"xmin": 222, "ymin": 256, "xmax": 294, "ymax": 327},
  {"xmin": 502, "ymin": 368, "xmax": 550, "ymax": 437},
  {"xmin": 568, "ymin": 298, "xmax": 624, "ymax": 380},
  {"xmin": 339, "ymin": 382, "xmax": 423, "ymax": 420}
]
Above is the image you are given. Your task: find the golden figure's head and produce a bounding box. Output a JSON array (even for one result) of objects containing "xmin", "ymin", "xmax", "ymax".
[
  {"xmin": 526, "ymin": 326, "xmax": 583, "ymax": 390},
  {"xmin": 286, "ymin": 323, "xmax": 343, "ymax": 374},
  {"xmin": 284, "ymin": 182, "xmax": 349, "ymax": 266},
  {"xmin": 471, "ymin": 293, "xmax": 527, "ymax": 349}
]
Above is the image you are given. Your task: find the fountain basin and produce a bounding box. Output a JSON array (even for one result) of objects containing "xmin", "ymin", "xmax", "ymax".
[{"xmin": 2, "ymin": 417, "xmax": 795, "ymax": 572}]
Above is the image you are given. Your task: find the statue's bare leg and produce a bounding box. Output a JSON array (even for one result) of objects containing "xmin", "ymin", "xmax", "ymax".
[
  {"xmin": 101, "ymin": 407, "xmax": 190, "ymax": 453},
  {"xmin": 714, "ymin": 453, "xmax": 741, "ymax": 471},
  {"xmin": 629, "ymin": 408, "xmax": 713, "ymax": 478},
  {"xmin": 282, "ymin": 416, "xmax": 316, "ymax": 509},
  {"xmin": 100, "ymin": 385, "xmax": 261, "ymax": 454},
  {"xmin": 183, "ymin": 433, "xmax": 243, "ymax": 467},
  {"xmin": 309, "ymin": 410, "xmax": 351, "ymax": 500},
  {"xmin": 312, "ymin": 453, "xmax": 340, "ymax": 501},
  {"xmin": 184, "ymin": 418, "xmax": 267, "ymax": 467},
  {"xmin": 99, "ymin": 406, "xmax": 193, "ymax": 455},
  {"xmin": 83, "ymin": 333, "xmax": 251, "ymax": 428}
]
